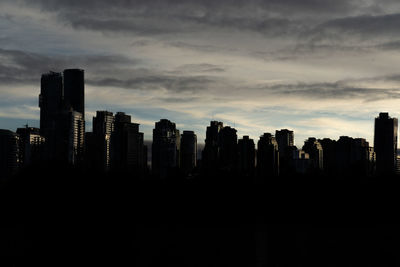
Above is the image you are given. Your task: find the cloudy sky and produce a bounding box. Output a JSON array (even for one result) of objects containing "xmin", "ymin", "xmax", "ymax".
[{"xmin": 2, "ymin": 0, "xmax": 400, "ymax": 145}]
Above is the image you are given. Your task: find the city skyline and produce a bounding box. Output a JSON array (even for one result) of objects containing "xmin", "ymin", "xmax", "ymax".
[{"xmin": 3, "ymin": 1, "xmax": 400, "ymax": 144}]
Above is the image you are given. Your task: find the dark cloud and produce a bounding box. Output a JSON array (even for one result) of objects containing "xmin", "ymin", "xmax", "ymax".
[
  {"xmin": 0, "ymin": 48, "xmax": 138, "ymax": 84},
  {"xmin": 259, "ymin": 80, "xmax": 400, "ymax": 102},
  {"xmin": 0, "ymin": 48, "xmax": 224, "ymax": 93},
  {"xmin": 16, "ymin": 0, "xmax": 373, "ymax": 38},
  {"xmin": 304, "ymin": 14, "xmax": 400, "ymax": 45},
  {"xmin": 87, "ymin": 75, "xmax": 220, "ymax": 93},
  {"xmin": 173, "ymin": 64, "xmax": 226, "ymax": 74}
]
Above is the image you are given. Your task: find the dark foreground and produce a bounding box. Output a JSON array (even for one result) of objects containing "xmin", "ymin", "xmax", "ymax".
[{"xmin": 1, "ymin": 166, "xmax": 400, "ymax": 266}]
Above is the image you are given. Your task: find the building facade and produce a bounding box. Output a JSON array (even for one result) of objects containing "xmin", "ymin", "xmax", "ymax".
[
  {"xmin": 152, "ymin": 119, "xmax": 180, "ymax": 178},
  {"xmin": 180, "ymin": 131, "xmax": 197, "ymax": 175},
  {"xmin": 374, "ymin": 112, "xmax": 398, "ymax": 175}
]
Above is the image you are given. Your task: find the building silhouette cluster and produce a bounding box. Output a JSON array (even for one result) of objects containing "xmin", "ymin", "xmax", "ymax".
[{"xmin": 1, "ymin": 69, "xmax": 399, "ymax": 181}]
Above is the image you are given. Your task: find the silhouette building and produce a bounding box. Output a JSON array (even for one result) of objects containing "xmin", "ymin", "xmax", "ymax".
[
  {"xmin": 63, "ymin": 69, "xmax": 85, "ymax": 119},
  {"xmin": 0, "ymin": 130, "xmax": 19, "ymax": 180},
  {"xmin": 319, "ymin": 138, "xmax": 337, "ymax": 175},
  {"xmin": 335, "ymin": 136, "xmax": 374, "ymax": 177},
  {"xmin": 275, "ymin": 129, "xmax": 294, "ymax": 157},
  {"xmin": 54, "ymin": 110, "xmax": 85, "ymax": 165},
  {"xmin": 202, "ymin": 121, "xmax": 223, "ymax": 171},
  {"xmin": 218, "ymin": 126, "xmax": 237, "ymax": 171},
  {"xmin": 39, "ymin": 71, "xmax": 63, "ymax": 160},
  {"xmin": 237, "ymin": 136, "xmax": 255, "ymax": 176},
  {"xmin": 374, "ymin": 112, "xmax": 398, "ymax": 175},
  {"xmin": 111, "ymin": 112, "xmax": 146, "ymax": 174},
  {"xmin": 152, "ymin": 119, "xmax": 180, "ymax": 178},
  {"xmin": 292, "ymin": 149, "xmax": 311, "ymax": 174},
  {"xmin": 16, "ymin": 126, "xmax": 45, "ymax": 167},
  {"xmin": 39, "ymin": 69, "xmax": 85, "ymax": 165},
  {"xmin": 180, "ymin": 131, "xmax": 197, "ymax": 175},
  {"xmin": 302, "ymin": 137, "xmax": 323, "ymax": 172},
  {"xmin": 257, "ymin": 133, "xmax": 279, "ymax": 178},
  {"xmin": 90, "ymin": 111, "xmax": 114, "ymax": 171},
  {"xmin": 276, "ymin": 129, "xmax": 295, "ymax": 175}
]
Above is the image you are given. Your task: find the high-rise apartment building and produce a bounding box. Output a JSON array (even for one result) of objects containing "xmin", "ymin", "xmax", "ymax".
[
  {"xmin": 202, "ymin": 121, "xmax": 223, "ymax": 171},
  {"xmin": 237, "ymin": 136, "xmax": 255, "ymax": 176},
  {"xmin": 275, "ymin": 129, "xmax": 294, "ymax": 157},
  {"xmin": 152, "ymin": 119, "xmax": 180, "ymax": 178},
  {"xmin": 39, "ymin": 69, "xmax": 85, "ymax": 165},
  {"xmin": 180, "ymin": 131, "xmax": 197, "ymax": 175},
  {"xmin": 257, "ymin": 133, "xmax": 279, "ymax": 178},
  {"xmin": 63, "ymin": 69, "xmax": 85, "ymax": 119},
  {"xmin": 92, "ymin": 111, "xmax": 114, "ymax": 171},
  {"xmin": 374, "ymin": 112, "xmax": 398, "ymax": 175},
  {"xmin": 0, "ymin": 130, "xmax": 19, "ymax": 180},
  {"xmin": 111, "ymin": 112, "xmax": 146, "ymax": 174},
  {"xmin": 39, "ymin": 71, "xmax": 63, "ymax": 160},
  {"xmin": 54, "ymin": 110, "xmax": 85, "ymax": 165},
  {"xmin": 16, "ymin": 126, "xmax": 45, "ymax": 167},
  {"xmin": 218, "ymin": 126, "xmax": 237, "ymax": 171},
  {"xmin": 302, "ymin": 137, "xmax": 323, "ymax": 171}
]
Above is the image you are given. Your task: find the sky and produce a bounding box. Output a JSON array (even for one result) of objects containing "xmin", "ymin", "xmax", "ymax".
[{"xmin": 1, "ymin": 0, "xmax": 400, "ymax": 145}]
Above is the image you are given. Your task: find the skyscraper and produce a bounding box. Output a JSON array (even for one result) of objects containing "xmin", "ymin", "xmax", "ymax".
[
  {"xmin": 92, "ymin": 111, "xmax": 114, "ymax": 171},
  {"xmin": 180, "ymin": 131, "xmax": 197, "ymax": 175},
  {"xmin": 218, "ymin": 126, "xmax": 237, "ymax": 171},
  {"xmin": 54, "ymin": 110, "xmax": 85, "ymax": 165},
  {"xmin": 39, "ymin": 71, "xmax": 63, "ymax": 160},
  {"xmin": 202, "ymin": 121, "xmax": 223, "ymax": 171},
  {"xmin": 257, "ymin": 133, "xmax": 279, "ymax": 178},
  {"xmin": 237, "ymin": 136, "xmax": 255, "ymax": 176},
  {"xmin": 111, "ymin": 112, "xmax": 146, "ymax": 174},
  {"xmin": 302, "ymin": 137, "xmax": 323, "ymax": 172},
  {"xmin": 152, "ymin": 119, "xmax": 180, "ymax": 178},
  {"xmin": 374, "ymin": 112, "xmax": 398, "ymax": 175},
  {"xmin": 275, "ymin": 129, "xmax": 295, "ymax": 175},
  {"xmin": 275, "ymin": 129, "xmax": 294, "ymax": 157},
  {"xmin": 39, "ymin": 69, "xmax": 86, "ymax": 165},
  {"xmin": 0, "ymin": 130, "xmax": 19, "ymax": 180},
  {"xmin": 319, "ymin": 138, "xmax": 337, "ymax": 175},
  {"xmin": 335, "ymin": 136, "xmax": 374, "ymax": 177},
  {"xmin": 63, "ymin": 69, "xmax": 85, "ymax": 119},
  {"xmin": 16, "ymin": 126, "xmax": 45, "ymax": 167}
]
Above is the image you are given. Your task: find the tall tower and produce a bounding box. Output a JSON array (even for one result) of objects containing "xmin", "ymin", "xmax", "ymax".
[
  {"xmin": 111, "ymin": 112, "xmax": 145, "ymax": 174},
  {"xmin": 16, "ymin": 126, "xmax": 45, "ymax": 167},
  {"xmin": 202, "ymin": 121, "xmax": 223, "ymax": 171},
  {"xmin": 302, "ymin": 137, "xmax": 323, "ymax": 171},
  {"xmin": 275, "ymin": 129, "xmax": 294, "ymax": 157},
  {"xmin": 39, "ymin": 69, "xmax": 85, "ymax": 165},
  {"xmin": 374, "ymin": 112, "xmax": 398, "ymax": 175},
  {"xmin": 218, "ymin": 126, "xmax": 237, "ymax": 171},
  {"xmin": 39, "ymin": 72, "xmax": 63, "ymax": 131},
  {"xmin": 0, "ymin": 130, "xmax": 19, "ymax": 180},
  {"xmin": 237, "ymin": 136, "xmax": 255, "ymax": 176},
  {"xmin": 63, "ymin": 69, "xmax": 85, "ymax": 119},
  {"xmin": 39, "ymin": 72, "xmax": 63, "ymax": 160},
  {"xmin": 152, "ymin": 119, "xmax": 180, "ymax": 178},
  {"xmin": 180, "ymin": 131, "xmax": 197, "ymax": 175},
  {"xmin": 91, "ymin": 111, "xmax": 114, "ymax": 171},
  {"xmin": 257, "ymin": 133, "xmax": 279, "ymax": 178}
]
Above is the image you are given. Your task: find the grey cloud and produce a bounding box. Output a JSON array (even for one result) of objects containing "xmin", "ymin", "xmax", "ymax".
[
  {"xmin": 87, "ymin": 75, "xmax": 221, "ymax": 93},
  {"xmin": 173, "ymin": 64, "xmax": 226, "ymax": 74},
  {"xmin": 260, "ymin": 80, "xmax": 400, "ymax": 101},
  {"xmin": 0, "ymin": 48, "xmax": 226, "ymax": 93},
  {"xmin": 0, "ymin": 48, "xmax": 139, "ymax": 85},
  {"xmin": 304, "ymin": 14, "xmax": 400, "ymax": 45},
  {"xmin": 16, "ymin": 0, "xmax": 373, "ymax": 38},
  {"xmin": 166, "ymin": 42, "xmax": 239, "ymax": 54}
]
